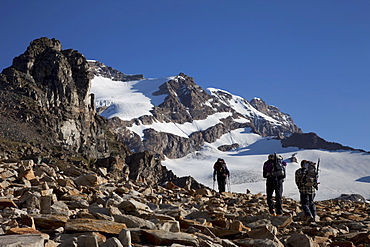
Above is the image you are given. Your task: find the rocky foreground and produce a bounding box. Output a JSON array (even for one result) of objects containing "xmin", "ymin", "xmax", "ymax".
[{"xmin": 0, "ymin": 159, "xmax": 369, "ymax": 247}]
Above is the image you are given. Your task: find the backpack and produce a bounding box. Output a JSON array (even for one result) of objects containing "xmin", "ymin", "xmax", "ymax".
[
  {"xmin": 271, "ymin": 153, "xmax": 286, "ymax": 179},
  {"xmin": 303, "ymin": 161, "xmax": 318, "ymax": 186},
  {"xmin": 214, "ymin": 161, "xmax": 227, "ymax": 176}
]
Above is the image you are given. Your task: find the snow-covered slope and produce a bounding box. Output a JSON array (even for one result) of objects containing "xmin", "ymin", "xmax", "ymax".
[
  {"xmin": 92, "ymin": 76, "xmax": 173, "ymax": 120},
  {"xmin": 91, "ymin": 74, "xmax": 370, "ymax": 201},
  {"xmin": 162, "ymin": 129, "xmax": 370, "ymax": 201}
]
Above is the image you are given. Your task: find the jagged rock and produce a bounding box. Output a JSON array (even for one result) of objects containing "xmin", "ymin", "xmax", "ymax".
[
  {"xmin": 335, "ymin": 194, "xmax": 366, "ymax": 202},
  {"xmin": 53, "ymin": 232, "xmax": 106, "ymax": 246},
  {"xmin": 76, "ymin": 234, "xmax": 99, "ymax": 247},
  {"xmin": 88, "ymin": 60, "xmax": 144, "ymax": 82},
  {"xmin": 170, "ymin": 176, "xmax": 207, "ymax": 190},
  {"xmin": 117, "ymin": 199, "xmax": 153, "ymax": 215},
  {"xmin": 6, "ymin": 227, "xmax": 49, "ymax": 240},
  {"xmin": 0, "ymin": 234, "xmax": 44, "ymax": 247},
  {"xmin": 65, "ymin": 218, "xmax": 127, "ymax": 234},
  {"xmin": 286, "ymin": 233, "xmax": 316, "ymax": 247},
  {"xmin": 156, "ymin": 220, "xmax": 181, "ymax": 232},
  {"xmin": 118, "ymin": 229, "xmax": 132, "ymax": 247},
  {"xmin": 282, "ymin": 132, "xmax": 355, "ymax": 151},
  {"xmin": 250, "ymin": 97, "xmax": 301, "ymax": 137},
  {"xmin": 113, "ymin": 214, "xmax": 156, "ymax": 229},
  {"xmin": 234, "ymin": 238, "xmax": 284, "ymax": 247},
  {"xmin": 32, "ymin": 214, "xmax": 69, "ymax": 229},
  {"xmin": 0, "ymin": 198, "xmax": 17, "ymax": 209},
  {"xmin": 21, "ymin": 214, "xmax": 36, "ymax": 229},
  {"xmin": 100, "ymin": 237, "xmax": 124, "ymax": 247},
  {"xmin": 51, "ymin": 201, "xmax": 72, "ymax": 216},
  {"xmin": 0, "ymin": 37, "xmax": 132, "ymax": 160},
  {"xmin": 247, "ymin": 225, "xmax": 278, "ymax": 240},
  {"xmin": 74, "ymin": 172, "xmax": 106, "ymax": 187},
  {"xmin": 141, "ymin": 229, "xmax": 199, "ymax": 246},
  {"xmin": 349, "ymin": 232, "xmax": 370, "ymax": 245},
  {"xmin": 218, "ymin": 143, "xmax": 239, "ymax": 152},
  {"xmin": 40, "ymin": 195, "xmax": 52, "ymax": 214},
  {"xmin": 328, "ymin": 241, "xmax": 355, "ymax": 247},
  {"xmin": 126, "ymin": 151, "xmax": 177, "ymax": 186}
]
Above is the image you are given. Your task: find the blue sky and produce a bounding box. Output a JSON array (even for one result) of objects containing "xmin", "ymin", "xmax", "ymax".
[{"xmin": 1, "ymin": 1, "xmax": 370, "ymax": 151}]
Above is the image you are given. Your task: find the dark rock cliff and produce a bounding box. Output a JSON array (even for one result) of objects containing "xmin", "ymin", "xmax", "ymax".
[
  {"xmin": 0, "ymin": 37, "xmax": 116, "ymax": 159},
  {"xmin": 0, "ymin": 37, "xmax": 180, "ymax": 187},
  {"xmin": 281, "ymin": 132, "xmax": 357, "ymax": 151},
  {"xmin": 250, "ymin": 97, "xmax": 301, "ymax": 137},
  {"xmin": 88, "ymin": 60, "xmax": 144, "ymax": 82}
]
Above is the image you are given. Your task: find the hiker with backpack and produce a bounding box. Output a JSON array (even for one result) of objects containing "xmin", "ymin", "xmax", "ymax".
[
  {"xmin": 263, "ymin": 153, "xmax": 287, "ymax": 216},
  {"xmin": 295, "ymin": 159, "xmax": 319, "ymax": 224},
  {"xmin": 213, "ymin": 158, "xmax": 230, "ymax": 193}
]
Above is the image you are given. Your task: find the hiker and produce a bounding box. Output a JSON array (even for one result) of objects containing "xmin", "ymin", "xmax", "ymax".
[
  {"xmin": 295, "ymin": 159, "xmax": 318, "ymax": 224},
  {"xmin": 263, "ymin": 153, "xmax": 287, "ymax": 216},
  {"xmin": 213, "ymin": 158, "xmax": 230, "ymax": 193}
]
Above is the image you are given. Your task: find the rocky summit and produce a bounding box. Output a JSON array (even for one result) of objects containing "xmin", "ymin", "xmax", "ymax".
[
  {"xmin": 0, "ymin": 158, "xmax": 370, "ymax": 247},
  {"xmin": 0, "ymin": 37, "xmax": 131, "ymax": 160}
]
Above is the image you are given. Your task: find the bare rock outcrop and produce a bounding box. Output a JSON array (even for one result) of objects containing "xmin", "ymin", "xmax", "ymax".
[
  {"xmin": 281, "ymin": 132, "xmax": 359, "ymax": 151},
  {"xmin": 0, "ymin": 37, "xmax": 131, "ymax": 160},
  {"xmin": 88, "ymin": 60, "xmax": 144, "ymax": 82}
]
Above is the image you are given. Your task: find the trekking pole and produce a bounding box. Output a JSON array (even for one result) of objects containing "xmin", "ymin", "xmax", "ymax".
[
  {"xmin": 315, "ymin": 158, "xmax": 320, "ymax": 190},
  {"xmin": 227, "ymin": 176, "xmax": 231, "ymax": 192},
  {"xmin": 212, "ymin": 178, "xmax": 215, "ymax": 191}
]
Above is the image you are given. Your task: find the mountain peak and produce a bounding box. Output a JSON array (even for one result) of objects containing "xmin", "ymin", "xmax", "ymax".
[
  {"xmin": 0, "ymin": 37, "xmax": 130, "ymax": 159},
  {"xmin": 90, "ymin": 64, "xmax": 302, "ymax": 159}
]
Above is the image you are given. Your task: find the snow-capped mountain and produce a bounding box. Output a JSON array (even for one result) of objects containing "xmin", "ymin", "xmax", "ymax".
[
  {"xmin": 89, "ymin": 61, "xmax": 303, "ymax": 158},
  {"xmin": 89, "ymin": 61, "xmax": 370, "ymax": 201}
]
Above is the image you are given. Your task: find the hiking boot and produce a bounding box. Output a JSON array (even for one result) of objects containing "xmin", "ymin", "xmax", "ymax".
[
  {"xmin": 312, "ymin": 215, "xmax": 319, "ymax": 222},
  {"xmin": 304, "ymin": 216, "xmax": 314, "ymax": 225}
]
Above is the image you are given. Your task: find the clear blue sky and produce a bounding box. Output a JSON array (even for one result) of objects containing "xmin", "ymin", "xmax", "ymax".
[{"xmin": 1, "ymin": 1, "xmax": 370, "ymax": 151}]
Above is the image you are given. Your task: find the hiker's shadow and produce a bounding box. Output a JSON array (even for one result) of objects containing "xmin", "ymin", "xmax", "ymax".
[{"xmin": 356, "ymin": 176, "xmax": 370, "ymax": 183}]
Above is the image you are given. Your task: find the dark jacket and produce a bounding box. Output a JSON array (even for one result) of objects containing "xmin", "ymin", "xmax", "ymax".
[
  {"xmin": 213, "ymin": 159, "xmax": 230, "ymax": 180},
  {"xmin": 263, "ymin": 160, "xmax": 287, "ymax": 179}
]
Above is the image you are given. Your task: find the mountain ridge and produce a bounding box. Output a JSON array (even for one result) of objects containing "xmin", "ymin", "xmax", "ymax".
[{"xmin": 90, "ymin": 65, "xmax": 361, "ymax": 159}]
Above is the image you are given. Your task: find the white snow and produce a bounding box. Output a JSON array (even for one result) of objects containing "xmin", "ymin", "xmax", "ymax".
[
  {"xmin": 91, "ymin": 76, "xmax": 173, "ymax": 120},
  {"xmin": 91, "ymin": 75, "xmax": 370, "ymax": 201},
  {"xmin": 162, "ymin": 131, "xmax": 370, "ymax": 201},
  {"xmin": 207, "ymin": 88, "xmax": 282, "ymax": 126},
  {"xmin": 130, "ymin": 112, "xmax": 232, "ymax": 139}
]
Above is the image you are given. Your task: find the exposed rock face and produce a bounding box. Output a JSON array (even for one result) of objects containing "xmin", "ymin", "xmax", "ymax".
[
  {"xmin": 88, "ymin": 60, "xmax": 144, "ymax": 82},
  {"xmin": 0, "ymin": 37, "xmax": 130, "ymax": 159},
  {"xmin": 281, "ymin": 132, "xmax": 358, "ymax": 151},
  {"xmin": 250, "ymin": 97, "xmax": 302, "ymax": 137},
  {"xmin": 0, "ymin": 158, "xmax": 369, "ymax": 247},
  {"xmin": 125, "ymin": 151, "xmax": 177, "ymax": 186},
  {"xmin": 151, "ymin": 73, "xmax": 228, "ymax": 123}
]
